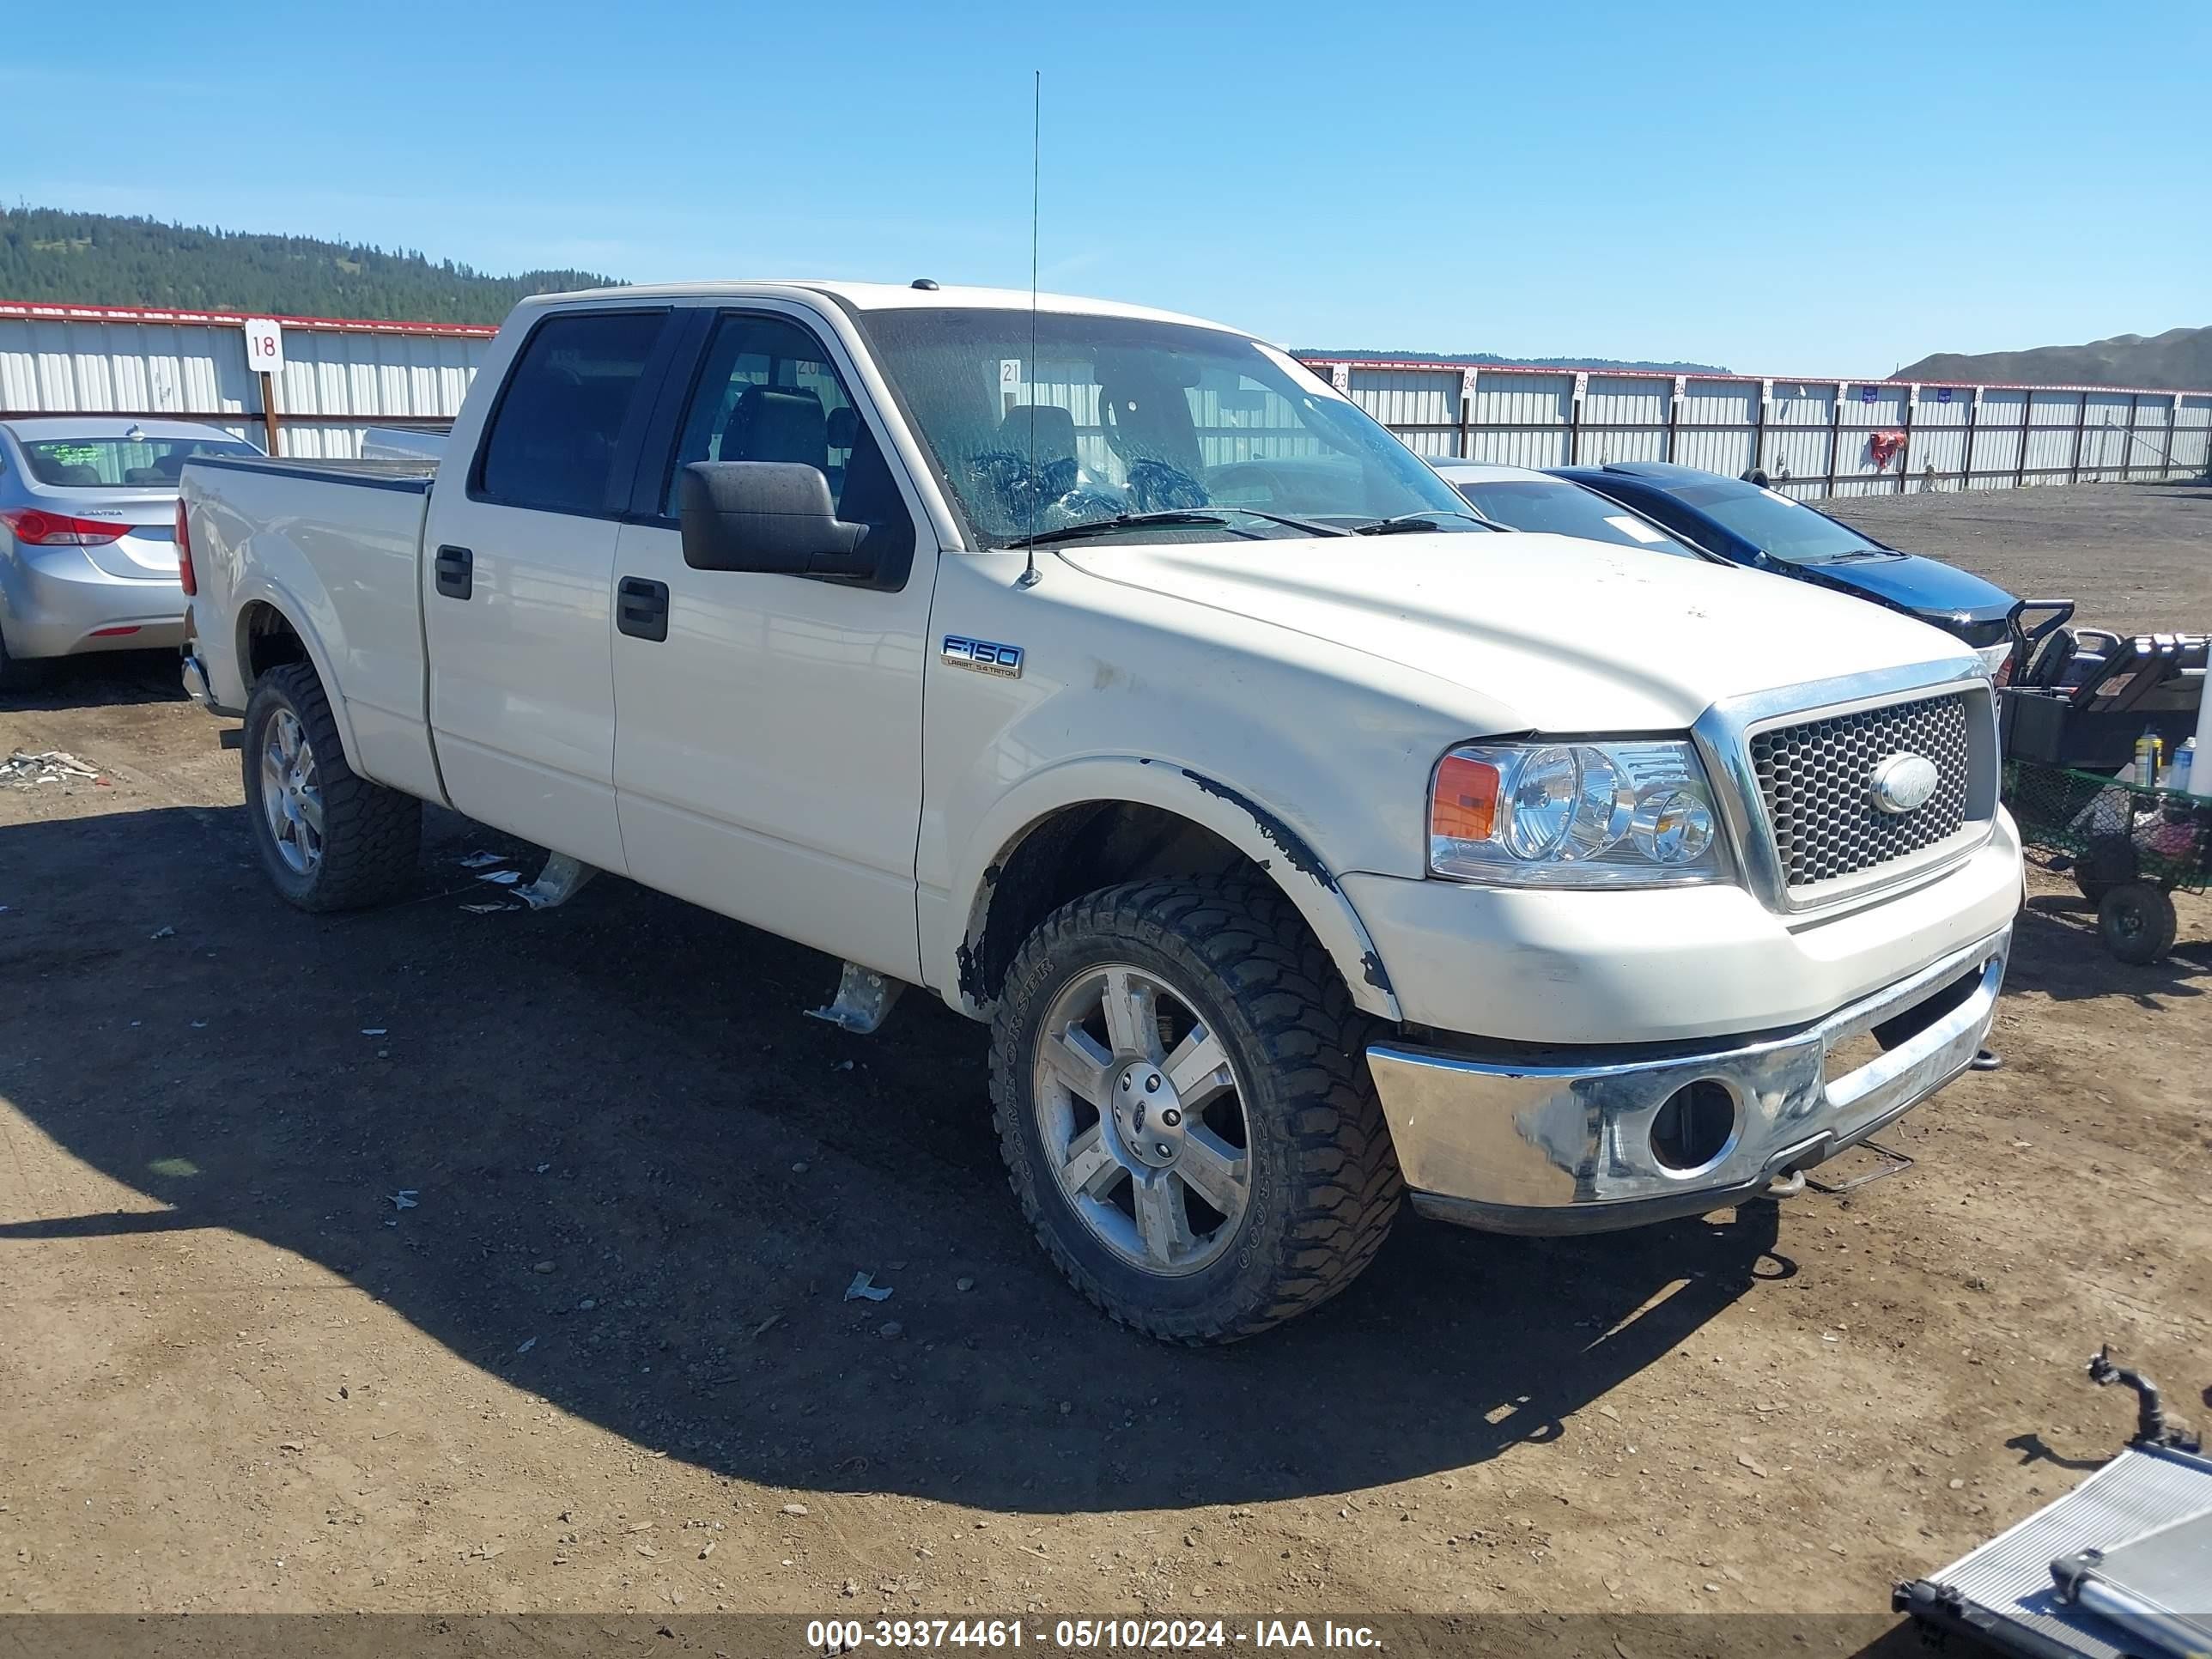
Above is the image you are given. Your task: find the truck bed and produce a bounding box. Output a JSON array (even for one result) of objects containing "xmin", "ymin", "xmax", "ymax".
[
  {"xmin": 182, "ymin": 452, "xmax": 445, "ymax": 803},
  {"xmin": 191, "ymin": 454, "xmax": 437, "ymax": 491}
]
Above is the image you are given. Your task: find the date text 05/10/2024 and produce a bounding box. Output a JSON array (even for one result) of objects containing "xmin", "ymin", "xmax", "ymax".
[{"xmin": 805, "ymin": 1618, "xmax": 1382, "ymax": 1650}]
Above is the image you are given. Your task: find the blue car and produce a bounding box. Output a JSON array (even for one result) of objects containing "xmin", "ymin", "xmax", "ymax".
[{"xmin": 1550, "ymin": 461, "xmax": 2026, "ymax": 678}]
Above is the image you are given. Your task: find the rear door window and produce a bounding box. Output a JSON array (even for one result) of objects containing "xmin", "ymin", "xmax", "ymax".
[{"xmin": 473, "ymin": 310, "xmax": 669, "ymax": 515}]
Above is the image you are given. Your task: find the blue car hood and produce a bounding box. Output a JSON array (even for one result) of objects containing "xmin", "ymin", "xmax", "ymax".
[{"xmin": 1796, "ymin": 550, "xmax": 2015, "ymax": 622}]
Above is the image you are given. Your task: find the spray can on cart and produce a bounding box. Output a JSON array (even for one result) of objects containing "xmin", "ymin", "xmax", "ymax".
[
  {"xmin": 2135, "ymin": 728, "xmax": 2164, "ymax": 788},
  {"xmin": 2172, "ymin": 737, "xmax": 2196, "ymax": 797}
]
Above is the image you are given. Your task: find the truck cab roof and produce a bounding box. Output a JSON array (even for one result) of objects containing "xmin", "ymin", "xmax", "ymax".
[{"xmin": 524, "ymin": 280, "xmax": 1246, "ymax": 336}]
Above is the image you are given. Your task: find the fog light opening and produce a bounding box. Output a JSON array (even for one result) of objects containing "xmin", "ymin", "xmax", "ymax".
[{"xmin": 1650, "ymin": 1080, "xmax": 1737, "ymax": 1172}]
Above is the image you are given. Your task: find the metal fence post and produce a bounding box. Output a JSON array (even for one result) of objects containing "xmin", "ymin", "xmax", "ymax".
[
  {"xmin": 1826, "ymin": 383, "xmax": 1844, "ymax": 496},
  {"xmin": 258, "ymin": 369, "xmax": 281, "ymax": 457},
  {"xmin": 2016, "ymin": 393, "xmax": 2032, "ymax": 488},
  {"xmin": 1753, "ymin": 379, "xmax": 1770, "ymax": 477},
  {"xmin": 1899, "ymin": 384, "xmax": 1917, "ymax": 494},
  {"xmin": 1666, "ymin": 376, "xmax": 1683, "ymax": 463},
  {"xmin": 2167, "ymin": 396, "xmax": 2184, "ymax": 479},
  {"xmin": 1962, "ymin": 386, "xmax": 1980, "ymax": 491},
  {"xmin": 2068, "ymin": 390, "xmax": 2087, "ymax": 483},
  {"xmin": 1458, "ymin": 368, "xmax": 1476, "ymax": 459},
  {"xmin": 1568, "ymin": 373, "xmax": 1586, "ymax": 465},
  {"xmin": 2122, "ymin": 392, "xmax": 2140, "ymax": 481}
]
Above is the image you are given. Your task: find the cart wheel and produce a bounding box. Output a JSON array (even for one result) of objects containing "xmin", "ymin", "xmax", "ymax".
[
  {"xmin": 2073, "ymin": 834, "xmax": 2140, "ymax": 905},
  {"xmin": 2097, "ymin": 883, "xmax": 2178, "ymax": 965}
]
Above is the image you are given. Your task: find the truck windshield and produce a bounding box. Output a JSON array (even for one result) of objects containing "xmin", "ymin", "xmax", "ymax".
[
  {"xmin": 856, "ymin": 308, "xmax": 1478, "ymax": 547},
  {"xmin": 1660, "ymin": 477, "xmax": 1887, "ymax": 564},
  {"xmin": 21, "ymin": 434, "xmax": 258, "ymax": 489}
]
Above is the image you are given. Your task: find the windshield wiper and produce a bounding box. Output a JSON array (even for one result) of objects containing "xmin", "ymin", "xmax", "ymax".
[
  {"xmin": 1348, "ymin": 510, "xmax": 1498, "ymax": 535},
  {"xmin": 996, "ymin": 506, "xmax": 1346, "ymax": 550}
]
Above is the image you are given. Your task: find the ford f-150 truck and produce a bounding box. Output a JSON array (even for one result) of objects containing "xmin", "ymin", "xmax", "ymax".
[{"xmin": 179, "ymin": 281, "xmax": 2023, "ymax": 1343}]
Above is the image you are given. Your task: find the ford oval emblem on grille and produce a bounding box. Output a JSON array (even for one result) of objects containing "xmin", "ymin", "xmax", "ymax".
[{"xmin": 1869, "ymin": 752, "xmax": 1940, "ymax": 815}]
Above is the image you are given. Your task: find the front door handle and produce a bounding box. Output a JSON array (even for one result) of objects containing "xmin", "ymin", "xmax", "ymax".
[
  {"xmin": 617, "ymin": 575, "xmax": 670, "ymax": 642},
  {"xmin": 434, "ymin": 544, "xmax": 473, "ymax": 600}
]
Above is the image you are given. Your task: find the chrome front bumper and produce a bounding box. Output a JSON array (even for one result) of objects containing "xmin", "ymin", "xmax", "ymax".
[{"xmin": 1366, "ymin": 926, "xmax": 2010, "ymax": 1234}]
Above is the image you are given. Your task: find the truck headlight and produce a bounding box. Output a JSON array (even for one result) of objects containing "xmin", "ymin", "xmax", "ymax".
[{"xmin": 1429, "ymin": 739, "xmax": 1733, "ymax": 887}]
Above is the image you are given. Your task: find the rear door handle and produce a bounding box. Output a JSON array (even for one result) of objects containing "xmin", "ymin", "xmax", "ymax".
[
  {"xmin": 434, "ymin": 544, "xmax": 473, "ymax": 600},
  {"xmin": 617, "ymin": 575, "xmax": 670, "ymax": 642}
]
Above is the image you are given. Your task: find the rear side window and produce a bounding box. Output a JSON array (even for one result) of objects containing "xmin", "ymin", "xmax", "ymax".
[{"xmin": 475, "ymin": 310, "xmax": 666, "ymax": 514}]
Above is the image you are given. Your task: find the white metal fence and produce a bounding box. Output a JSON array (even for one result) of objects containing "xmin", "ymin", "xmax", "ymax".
[
  {"xmin": 1295, "ymin": 358, "xmax": 2212, "ymax": 497},
  {"xmin": 0, "ymin": 300, "xmax": 493, "ymax": 460},
  {"xmin": 4, "ymin": 297, "xmax": 2207, "ymax": 495}
]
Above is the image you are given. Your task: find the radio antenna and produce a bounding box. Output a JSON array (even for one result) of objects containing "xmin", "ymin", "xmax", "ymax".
[{"xmin": 1018, "ymin": 68, "xmax": 1042, "ymax": 589}]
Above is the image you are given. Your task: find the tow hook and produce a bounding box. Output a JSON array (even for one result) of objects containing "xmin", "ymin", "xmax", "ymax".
[{"xmin": 1764, "ymin": 1169, "xmax": 1807, "ymax": 1199}]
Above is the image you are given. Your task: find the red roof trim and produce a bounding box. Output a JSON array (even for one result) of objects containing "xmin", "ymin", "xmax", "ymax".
[
  {"xmin": 0, "ymin": 297, "xmax": 498, "ymax": 338},
  {"xmin": 1295, "ymin": 356, "xmax": 2212, "ymax": 400}
]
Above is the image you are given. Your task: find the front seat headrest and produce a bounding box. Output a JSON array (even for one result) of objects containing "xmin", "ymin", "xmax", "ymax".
[
  {"xmin": 998, "ymin": 403, "xmax": 1078, "ymax": 465},
  {"xmin": 721, "ymin": 386, "xmax": 828, "ymax": 470}
]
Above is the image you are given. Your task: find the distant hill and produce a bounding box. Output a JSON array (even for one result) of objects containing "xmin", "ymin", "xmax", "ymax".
[
  {"xmin": 0, "ymin": 207, "xmax": 620, "ymax": 325},
  {"xmin": 1894, "ymin": 325, "xmax": 2212, "ymax": 391},
  {"xmin": 1297, "ymin": 348, "xmax": 1730, "ymax": 374}
]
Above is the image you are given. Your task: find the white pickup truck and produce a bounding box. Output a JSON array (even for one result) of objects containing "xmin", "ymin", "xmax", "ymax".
[{"xmin": 179, "ymin": 281, "xmax": 2023, "ymax": 1342}]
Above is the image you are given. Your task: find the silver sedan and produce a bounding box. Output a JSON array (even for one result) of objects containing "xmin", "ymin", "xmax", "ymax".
[{"xmin": 1, "ymin": 416, "xmax": 261, "ymax": 689}]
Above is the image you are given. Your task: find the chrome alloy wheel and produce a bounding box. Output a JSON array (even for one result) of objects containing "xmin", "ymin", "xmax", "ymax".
[
  {"xmin": 259, "ymin": 707, "xmax": 324, "ymax": 876},
  {"xmin": 1030, "ymin": 963, "xmax": 1253, "ymax": 1276}
]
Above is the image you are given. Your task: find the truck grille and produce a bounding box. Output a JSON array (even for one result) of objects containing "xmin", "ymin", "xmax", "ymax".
[{"xmin": 1749, "ymin": 692, "xmax": 1972, "ymax": 889}]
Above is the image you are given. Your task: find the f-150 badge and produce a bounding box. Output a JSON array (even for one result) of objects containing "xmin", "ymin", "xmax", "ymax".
[{"xmin": 942, "ymin": 636, "xmax": 1024, "ymax": 678}]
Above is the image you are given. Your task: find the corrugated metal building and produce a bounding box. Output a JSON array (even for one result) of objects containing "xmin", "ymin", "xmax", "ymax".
[
  {"xmin": 3, "ymin": 296, "xmax": 2207, "ymax": 494},
  {"xmin": 0, "ymin": 300, "xmax": 495, "ymax": 459}
]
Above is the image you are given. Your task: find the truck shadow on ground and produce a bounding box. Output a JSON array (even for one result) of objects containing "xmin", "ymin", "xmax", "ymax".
[{"xmin": 0, "ymin": 804, "xmax": 1794, "ymax": 1516}]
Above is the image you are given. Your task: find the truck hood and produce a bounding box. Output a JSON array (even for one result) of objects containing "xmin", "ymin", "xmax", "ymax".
[{"xmin": 1056, "ymin": 532, "xmax": 1978, "ymax": 732}]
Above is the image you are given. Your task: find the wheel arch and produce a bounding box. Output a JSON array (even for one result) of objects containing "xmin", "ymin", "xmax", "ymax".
[
  {"xmin": 232, "ymin": 587, "xmax": 364, "ymax": 774},
  {"xmin": 945, "ymin": 757, "xmax": 1402, "ymax": 1023}
]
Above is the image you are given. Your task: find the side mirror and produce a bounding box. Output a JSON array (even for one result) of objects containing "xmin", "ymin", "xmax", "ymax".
[{"xmin": 679, "ymin": 461, "xmax": 876, "ymax": 580}]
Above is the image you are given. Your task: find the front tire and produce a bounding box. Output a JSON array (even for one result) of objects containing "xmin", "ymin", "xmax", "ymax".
[
  {"xmin": 989, "ymin": 878, "xmax": 1401, "ymax": 1344},
  {"xmin": 241, "ymin": 662, "xmax": 421, "ymax": 911}
]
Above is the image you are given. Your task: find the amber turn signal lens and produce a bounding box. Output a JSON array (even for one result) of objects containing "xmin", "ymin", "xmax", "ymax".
[{"xmin": 1432, "ymin": 753, "xmax": 1499, "ymax": 842}]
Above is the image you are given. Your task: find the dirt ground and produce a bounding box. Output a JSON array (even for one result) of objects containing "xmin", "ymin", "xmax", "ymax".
[
  {"xmin": 3, "ymin": 486, "xmax": 2209, "ymax": 1640},
  {"xmin": 1828, "ymin": 478, "xmax": 2212, "ymax": 633}
]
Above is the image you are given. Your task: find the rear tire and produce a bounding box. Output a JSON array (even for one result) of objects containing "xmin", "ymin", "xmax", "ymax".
[
  {"xmin": 241, "ymin": 662, "xmax": 420, "ymax": 911},
  {"xmin": 2097, "ymin": 882, "xmax": 2177, "ymax": 966},
  {"xmin": 989, "ymin": 878, "xmax": 1401, "ymax": 1344}
]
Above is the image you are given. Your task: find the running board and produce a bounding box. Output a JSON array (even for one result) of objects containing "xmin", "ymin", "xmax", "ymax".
[
  {"xmin": 807, "ymin": 962, "xmax": 905, "ymax": 1035},
  {"xmin": 514, "ymin": 853, "xmax": 599, "ymax": 910}
]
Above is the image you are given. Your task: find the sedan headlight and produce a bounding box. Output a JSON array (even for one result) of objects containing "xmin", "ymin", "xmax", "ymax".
[{"xmin": 1429, "ymin": 738, "xmax": 1733, "ymax": 887}]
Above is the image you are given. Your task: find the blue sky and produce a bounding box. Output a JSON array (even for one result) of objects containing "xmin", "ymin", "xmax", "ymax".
[{"xmin": 4, "ymin": 0, "xmax": 2204, "ymax": 375}]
